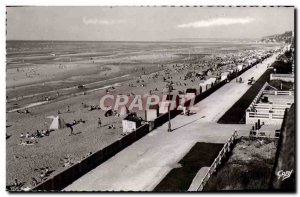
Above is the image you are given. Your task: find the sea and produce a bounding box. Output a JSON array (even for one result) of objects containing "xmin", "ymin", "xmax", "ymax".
[{"xmin": 6, "ymin": 40, "xmax": 281, "ymax": 68}]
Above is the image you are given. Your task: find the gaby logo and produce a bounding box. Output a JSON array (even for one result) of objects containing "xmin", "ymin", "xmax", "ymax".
[{"xmin": 277, "ymin": 169, "xmax": 293, "ymax": 181}]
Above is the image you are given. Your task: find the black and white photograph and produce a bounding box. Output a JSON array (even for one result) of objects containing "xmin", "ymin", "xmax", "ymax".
[{"xmin": 4, "ymin": 3, "xmax": 296, "ymax": 193}]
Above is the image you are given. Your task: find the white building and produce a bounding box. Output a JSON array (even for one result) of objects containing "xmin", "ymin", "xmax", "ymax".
[
  {"xmin": 221, "ymin": 71, "xmax": 230, "ymax": 81},
  {"xmin": 122, "ymin": 114, "xmax": 142, "ymax": 133},
  {"xmin": 199, "ymin": 77, "xmax": 217, "ymax": 92}
]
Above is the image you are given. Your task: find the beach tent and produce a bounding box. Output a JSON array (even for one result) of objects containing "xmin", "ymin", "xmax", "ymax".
[
  {"xmin": 105, "ymin": 109, "xmax": 114, "ymax": 117},
  {"xmin": 47, "ymin": 116, "xmax": 66, "ymax": 130}
]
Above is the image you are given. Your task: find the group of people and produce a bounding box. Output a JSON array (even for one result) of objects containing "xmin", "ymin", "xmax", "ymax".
[
  {"xmin": 16, "ymin": 108, "xmax": 30, "ymax": 114},
  {"xmin": 19, "ymin": 129, "xmax": 50, "ymax": 145},
  {"xmin": 88, "ymin": 105, "xmax": 101, "ymax": 111},
  {"xmin": 81, "ymin": 102, "xmax": 101, "ymax": 111},
  {"xmin": 97, "ymin": 117, "xmax": 116, "ymax": 129},
  {"xmin": 30, "ymin": 167, "xmax": 52, "ymax": 187},
  {"xmin": 72, "ymin": 118, "xmax": 86, "ymax": 125},
  {"xmin": 20, "ymin": 129, "xmax": 50, "ymax": 140}
]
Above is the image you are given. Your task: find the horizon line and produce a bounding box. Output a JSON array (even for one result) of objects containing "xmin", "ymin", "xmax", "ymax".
[{"xmin": 6, "ymin": 38, "xmax": 259, "ymax": 43}]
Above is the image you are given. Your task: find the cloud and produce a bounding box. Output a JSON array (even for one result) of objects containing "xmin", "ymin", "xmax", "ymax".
[
  {"xmin": 177, "ymin": 17, "xmax": 255, "ymax": 28},
  {"xmin": 83, "ymin": 17, "xmax": 125, "ymax": 25}
]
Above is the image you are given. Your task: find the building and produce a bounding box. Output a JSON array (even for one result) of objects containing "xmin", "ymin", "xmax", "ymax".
[
  {"xmin": 199, "ymin": 77, "xmax": 217, "ymax": 93},
  {"xmin": 122, "ymin": 113, "xmax": 142, "ymax": 133},
  {"xmin": 245, "ymin": 83, "xmax": 294, "ymax": 125}
]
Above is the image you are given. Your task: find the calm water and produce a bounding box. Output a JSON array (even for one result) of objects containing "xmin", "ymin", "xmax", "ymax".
[{"xmin": 6, "ymin": 40, "xmax": 280, "ymax": 67}]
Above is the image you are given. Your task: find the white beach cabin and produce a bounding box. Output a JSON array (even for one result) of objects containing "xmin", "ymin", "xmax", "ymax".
[
  {"xmin": 237, "ymin": 64, "xmax": 244, "ymax": 71},
  {"xmin": 122, "ymin": 114, "xmax": 142, "ymax": 133},
  {"xmin": 221, "ymin": 71, "xmax": 230, "ymax": 81}
]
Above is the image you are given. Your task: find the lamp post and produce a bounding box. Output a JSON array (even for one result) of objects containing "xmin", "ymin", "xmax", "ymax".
[{"xmin": 167, "ymin": 82, "xmax": 172, "ymax": 132}]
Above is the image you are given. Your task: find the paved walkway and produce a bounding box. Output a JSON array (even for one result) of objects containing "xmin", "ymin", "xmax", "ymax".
[{"xmin": 64, "ymin": 54, "xmax": 279, "ymax": 191}]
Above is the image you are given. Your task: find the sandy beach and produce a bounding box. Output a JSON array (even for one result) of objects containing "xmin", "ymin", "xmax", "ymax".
[{"xmin": 6, "ymin": 41, "xmax": 283, "ymax": 190}]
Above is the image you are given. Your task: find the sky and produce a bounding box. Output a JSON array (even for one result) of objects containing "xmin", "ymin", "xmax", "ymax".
[{"xmin": 6, "ymin": 6, "xmax": 294, "ymax": 41}]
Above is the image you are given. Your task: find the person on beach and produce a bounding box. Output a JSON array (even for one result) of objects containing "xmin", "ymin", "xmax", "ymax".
[
  {"xmin": 40, "ymin": 172, "xmax": 45, "ymax": 181},
  {"xmin": 25, "ymin": 132, "xmax": 30, "ymax": 138},
  {"xmin": 67, "ymin": 105, "xmax": 70, "ymax": 112},
  {"xmin": 42, "ymin": 129, "xmax": 50, "ymax": 136},
  {"xmin": 98, "ymin": 118, "xmax": 102, "ymax": 128},
  {"xmin": 66, "ymin": 123, "xmax": 74, "ymax": 135},
  {"xmin": 14, "ymin": 179, "xmax": 19, "ymax": 188},
  {"xmin": 108, "ymin": 124, "xmax": 116, "ymax": 129},
  {"xmin": 36, "ymin": 130, "xmax": 41, "ymax": 138},
  {"xmin": 45, "ymin": 167, "xmax": 50, "ymax": 176},
  {"xmin": 31, "ymin": 177, "xmax": 38, "ymax": 186}
]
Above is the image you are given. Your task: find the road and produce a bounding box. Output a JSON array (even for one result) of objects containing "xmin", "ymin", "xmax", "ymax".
[{"xmin": 64, "ymin": 53, "xmax": 279, "ymax": 191}]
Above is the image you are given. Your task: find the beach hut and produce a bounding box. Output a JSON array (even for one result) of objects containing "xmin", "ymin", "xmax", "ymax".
[
  {"xmin": 237, "ymin": 64, "xmax": 244, "ymax": 71},
  {"xmin": 186, "ymin": 88, "xmax": 197, "ymax": 99},
  {"xmin": 199, "ymin": 82, "xmax": 207, "ymax": 93},
  {"xmin": 248, "ymin": 58, "xmax": 257, "ymax": 66},
  {"xmin": 199, "ymin": 77, "xmax": 217, "ymax": 92},
  {"xmin": 206, "ymin": 83, "xmax": 212, "ymax": 90},
  {"xmin": 221, "ymin": 72, "xmax": 230, "ymax": 81},
  {"xmin": 159, "ymin": 95, "xmax": 180, "ymax": 114},
  {"xmin": 209, "ymin": 77, "xmax": 217, "ymax": 84},
  {"xmin": 47, "ymin": 116, "xmax": 66, "ymax": 130},
  {"xmin": 122, "ymin": 114, "xmax": 142, "ymax": 133},
  {"xmin": 228, "ymin": 69, "xmax": 234, "ymax": 74},
  {"xmin": 145, "ymin": 104, "xmax": 159, "ymax": 121}
]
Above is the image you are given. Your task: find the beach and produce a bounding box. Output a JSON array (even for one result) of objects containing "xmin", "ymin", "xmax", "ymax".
[{"xmin": 6, "ymin": 41, "xmax": 283, "ymax": 190}]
